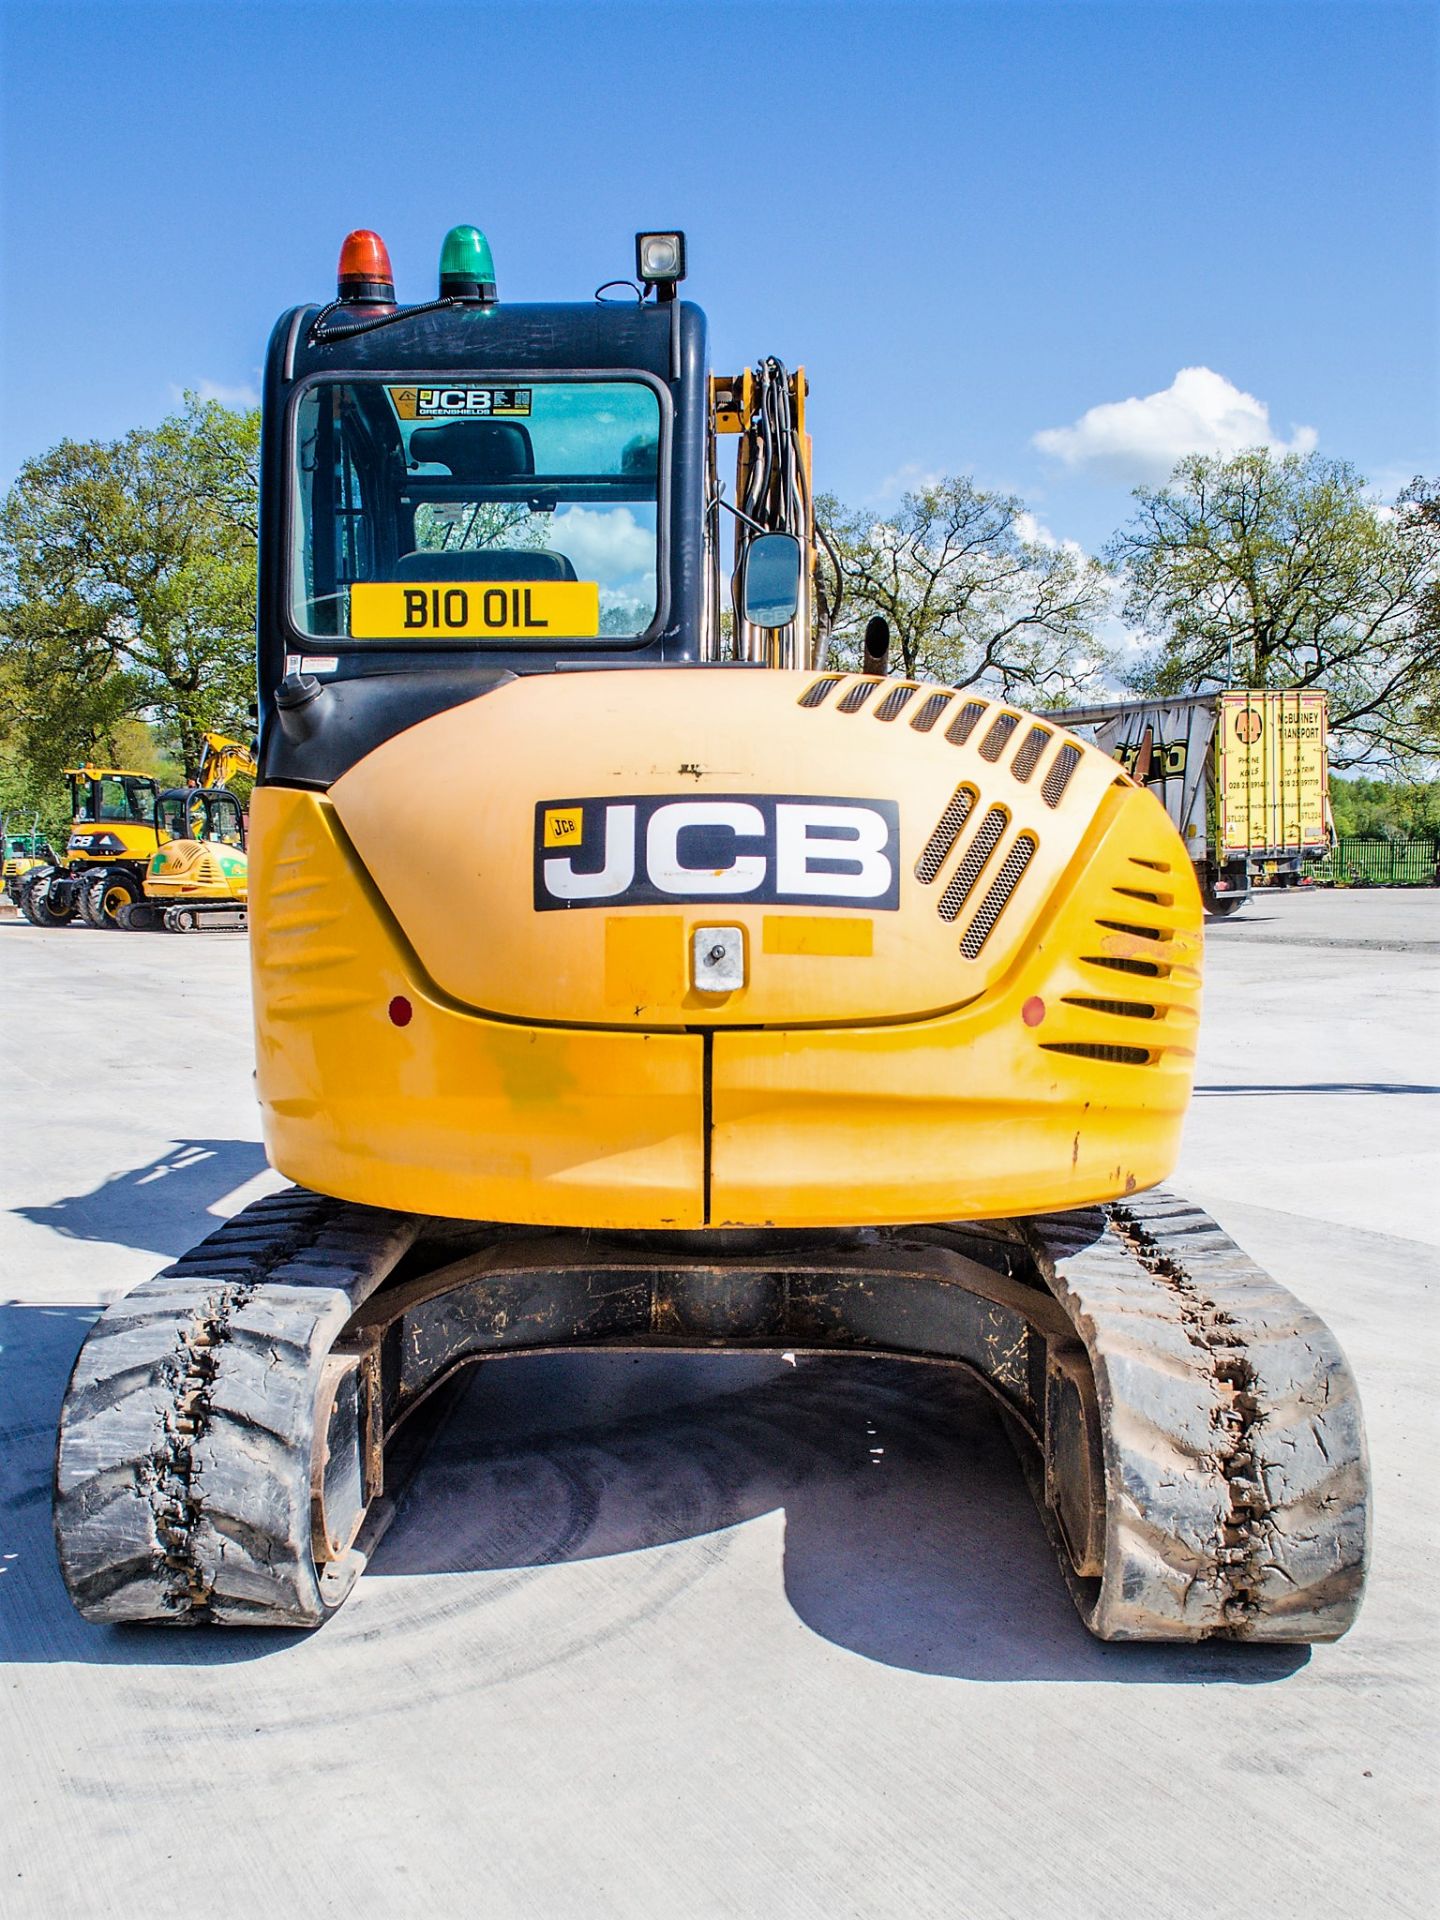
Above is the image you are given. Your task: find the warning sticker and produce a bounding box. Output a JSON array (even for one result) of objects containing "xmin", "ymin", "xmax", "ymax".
[{"xmin": 388, "ymin": 386, "xmax": 532, "ymax": 421}]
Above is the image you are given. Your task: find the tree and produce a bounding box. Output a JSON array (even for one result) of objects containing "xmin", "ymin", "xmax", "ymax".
[
  {"xmin": 1329, "ymin": 774, "xmax": 1440, "ymax": 841},
  {"xmin": 819, "ymin": 477, "xmax": 1112, "ymax": 705},
  {"xmin": 0, "ymin": 394, "xmax": 259, "ymax": 784},
  {"xmin": 1107, "ymin": 450, "xmax": 1440, "ymax": 767}
]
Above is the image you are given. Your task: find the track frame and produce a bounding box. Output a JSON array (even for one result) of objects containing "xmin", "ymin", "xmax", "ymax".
[{"xmin": 54, "ymin": 1187, "xmax": 1370, "ymax": 1641}]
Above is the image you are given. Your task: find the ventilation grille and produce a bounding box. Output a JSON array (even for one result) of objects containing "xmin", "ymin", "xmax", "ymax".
[
  {"xmin": 1113, "ymin": 884, "xmax": 1168, "ymax": 906},
  {"xmin": 795, "ymin": 677, "xmax": 1089, "ymax": 804},
  {"xmin": 1041, "ymin": 1042, "xmax": 1152, "ymax": 1067},
  {"xmin": 960, "ymin": 835, "xmax": 1036, "ymax": 958},
  {"xmin": 838, "ymin": 678, "xmax": 881, "ymax": 713},
  {"xmin": 914, "ymin": 785, "xmax": 977, "ymax": 884},
  {"xmin": 1079, "ymin": 908, "xmax": 1175, "ymax": 984},
  {"xmin": 979, "ymin": 712, "xmax": 1021, "ymax": 761},
  {"xmin": 910, "ymin": 692, "xmax": 952, "ymax": 732},
  {"xmin": 945, "ymin": 700, "xmax": 988, "ymax": 746},
  {"xmin": 938, "ymin": 807, "xmax": 1008, "ymax": 922},
  {"xmin": 875, "ymin": 683, "xmax": 919, "ymax": 722},
  {"xmin": 1010, "ymin": 726, "xmax": 1051, "ymax": 782},
  {"xmin": 1040, "ymin": 744, "xmax": 1082, "ymax": 808},
  {"xmin": 1061, "ymin": 996, "xmax": 1157, "ymax": 1021},
  {"xmin": 1084, "ymin": 954, "xmax": 1164, "ymax": 978}
]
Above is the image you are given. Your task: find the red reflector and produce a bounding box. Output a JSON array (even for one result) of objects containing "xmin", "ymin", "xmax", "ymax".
[
  {"xmin": 1022, "ymin": 995, "xmax": 1046, "ymax": 1027},
  {"xmin": 337, "ymin": 229, "xmax": 395, "ymax": 302},
  {"xmin": 388, "ymin": 995, "xmax": 412, "ymax": 1027}
]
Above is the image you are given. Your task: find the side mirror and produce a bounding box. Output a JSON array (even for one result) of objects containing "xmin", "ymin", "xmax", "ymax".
[{"xmin": 739, "ymin": 532, "xmax": 803, "ymax": 629}]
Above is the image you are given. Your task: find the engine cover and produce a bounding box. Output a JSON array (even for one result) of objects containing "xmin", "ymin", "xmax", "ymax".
[
  {"xmin": 329, "ymin": 668, "xmax": 1193, "ymax": 1030},
  {"xmin": 253, "ymin": 668, "xmax": 1202, "ymax": 1228}
]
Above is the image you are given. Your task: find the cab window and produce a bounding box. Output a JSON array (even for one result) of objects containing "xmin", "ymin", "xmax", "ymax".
[
  {"xmin": 291, "ymin": 378, "xmax": 662, "ymax": 644},
  {"xmin": 207, "ymin": 796, "xmax": 245, "ymax": 847},
  {"xmin": 93, "ymin": 777, "xmax": 153, "ymax": 823},
  {"xmin": 157, "ymin": 794, "xmax": 190, "ymax": 842}
]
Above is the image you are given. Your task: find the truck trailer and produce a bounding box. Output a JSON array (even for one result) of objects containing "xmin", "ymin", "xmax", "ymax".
[{"xmin": 1052, "ymin": 689, "xmax": 1330, "ymax": 916}]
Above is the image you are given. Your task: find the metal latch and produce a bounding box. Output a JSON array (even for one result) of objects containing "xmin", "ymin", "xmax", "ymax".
[{"xmin": 692, "ymin": 926, "xmax": 745, "ymax": 992}]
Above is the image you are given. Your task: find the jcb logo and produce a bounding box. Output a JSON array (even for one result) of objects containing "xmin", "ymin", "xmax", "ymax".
[{"xmin": 534, "ymin": 795, "xmax": 900, "ymax": 912}]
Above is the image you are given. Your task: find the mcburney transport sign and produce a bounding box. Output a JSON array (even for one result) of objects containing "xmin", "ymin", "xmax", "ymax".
[{"xmin": 1215, "ymin": 690, "xmax": 1329, "ymax": 858}]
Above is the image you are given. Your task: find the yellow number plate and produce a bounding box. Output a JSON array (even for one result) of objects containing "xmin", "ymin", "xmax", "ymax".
[{"xmin": 350, "ymin": 580, "xmax": 600, "ymax": 640}]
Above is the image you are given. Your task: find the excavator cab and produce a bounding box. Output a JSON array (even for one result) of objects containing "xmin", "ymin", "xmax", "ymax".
[
  {"xmin": 156, "ymin": 788, "xmax": 246, "ymax": 850},
  {"xmin": 54, "ymin": 227, "xmax": 1369, "ymax": 1645}
]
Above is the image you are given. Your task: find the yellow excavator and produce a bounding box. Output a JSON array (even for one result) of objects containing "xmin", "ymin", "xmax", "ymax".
[
  {"xmin": 117, "ymin": 786, "xmax": 249, "ymax": 931},
  {"xmin": 17, "ymin": 736, "xmax": 254, "ymax": 930},
  {"xmin": 55, "ymin": 227, "xmax": 1369, "ymax": 1642},
  {"xmin": 197, "ymin": 730, "xmax": 258, "ymax": 800},
  {"xmin": 15, "ymin": 767, "xmax": 161, "ymax": 926}
]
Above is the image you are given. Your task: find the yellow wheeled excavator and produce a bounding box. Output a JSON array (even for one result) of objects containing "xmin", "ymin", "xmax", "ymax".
[
  {"xmin": 55, "ymin": 227, "xmax": 1370, "ymax": 1641},
  {"xmin": 13, "ymin": 767, "xmax": 162, "ymax": 926}
]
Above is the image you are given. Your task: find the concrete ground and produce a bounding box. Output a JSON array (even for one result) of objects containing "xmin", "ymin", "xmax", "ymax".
[{"xmin": 2, "ymin": 891, "xmax": 1436, "ymax": 1919}]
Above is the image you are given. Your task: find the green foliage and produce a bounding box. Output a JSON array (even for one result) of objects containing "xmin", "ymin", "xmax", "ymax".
[
  {"xmin": 0, "ymin": 393, "xmax": 259, "ymax": 785},
  {"xmin": 1108, "ymin": 450, "xmax": 1440, "ymax": 768},
  {"xmin": 818, "ymin": 477, "xmax": 1113, "ymax": 704},
  {"xmin": 1329, "ymin": 775, "xmax": 1440, "ymax": 841},
  {"xmin": 0, "ymin": 743, "xmax": 68, "ymax": 851}
]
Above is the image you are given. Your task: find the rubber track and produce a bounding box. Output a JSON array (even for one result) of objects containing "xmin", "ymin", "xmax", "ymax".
[
  {"xmin": 1026, "ymin": 1189, "xmax": 1370, "ymax": 1641},
  {"xmin": 54, "ymin": 1188, "xmax": 420, "ymax": 1626},
  {"xmin": 55, "ymin": 1184, "xmax": 1369, "ymax": 1641}
]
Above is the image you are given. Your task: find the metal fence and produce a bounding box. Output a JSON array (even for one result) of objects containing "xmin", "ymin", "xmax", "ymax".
[{"xmin": 1312, "ymin": 840, "xmax": 1439, "ymax": 887}]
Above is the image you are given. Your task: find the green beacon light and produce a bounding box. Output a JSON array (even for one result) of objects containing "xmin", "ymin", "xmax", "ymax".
[{"xmin": 439, "ymin": 225, "xmax": 497, "ymax": 305}]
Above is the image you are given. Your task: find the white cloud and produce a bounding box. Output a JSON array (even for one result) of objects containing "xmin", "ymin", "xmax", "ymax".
[
  {"xmin": 866, "ymin": 461, "xmax": 945, "ymax": 507},
  {"xmin": 551, "ymin": 505, "xmax": 654, "ymax": 581},
  {"xmin": 1033, "ymin": 367, "xmax": 1317, "ymax": 483},
  {"xmin": 171, "ymin": 378, "xmax": 261, "ymax": 408},
  {"xmin": 1014, "ymin": 509, "xmax": 1087, "ymax": 561}
]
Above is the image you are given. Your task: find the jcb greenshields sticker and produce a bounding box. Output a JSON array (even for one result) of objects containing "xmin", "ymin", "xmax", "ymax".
[
  {"xmin": 534, "ymin": 795, "xmax": 901, "ymax": 911},
  {"xmin": 388, "ymin": 386, "xmax": 531, "ymax": 421}
]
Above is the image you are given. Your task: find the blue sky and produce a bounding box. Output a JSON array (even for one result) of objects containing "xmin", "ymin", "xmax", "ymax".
[{"xmin": 1, "ymin": 0, "xmax": 1435, "ymax": 551}]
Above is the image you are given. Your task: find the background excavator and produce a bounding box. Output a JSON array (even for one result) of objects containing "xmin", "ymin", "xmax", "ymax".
[
  {"xmin": 16, "ymin": 734, "xmax": 254, "ymax": 930},
  {"xmin": 1, "ymin": 812, "xmax": 54, "ymax": 901},
  {"xmin": 15, "ymin": 766, "xmax": 161, "ymax": 926},
  {"xmin": 54, "ymin": 227, "xmax": 1369, "ymax": 1643},
  {"xmin": 118, "ymin": 785, "xmax": 249, "ymax": 931}
]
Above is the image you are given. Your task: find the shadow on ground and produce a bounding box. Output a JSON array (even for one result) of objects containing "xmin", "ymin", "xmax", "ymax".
[
  {"xmin": 0, "ymin": 1302, "xmax": 1307, "ymax": 1686},
  {"xmin": 15, "ymin": 1138, "xmax": 272, "ymax": 1260},
  {"xmin": 1193, "ymin": 1082, "xmax": 1439, "ymax": 1096}
]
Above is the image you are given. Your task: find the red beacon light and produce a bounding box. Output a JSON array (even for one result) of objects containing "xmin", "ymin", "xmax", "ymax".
[{"xmin": 336, "ymin": 229, "xmax": 395, "ymax": 306}]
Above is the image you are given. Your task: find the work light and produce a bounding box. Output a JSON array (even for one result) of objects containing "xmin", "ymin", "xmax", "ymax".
[
  {"xmin": 635, "ymin": 230, "xmax": 686, "ymax": 297},
  {"xmin": 336, "ymin": 230, "xmax": 395, "ymax": 305},
  {"xmin": 439, "ymin": 225, "xmax": 498, "ymax": 305}
]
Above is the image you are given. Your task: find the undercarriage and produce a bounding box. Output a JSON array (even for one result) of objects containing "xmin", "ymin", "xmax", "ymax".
[{"xmin": 55, "ymin": 1185, "xmax": 1369, "ymax": 1642}]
